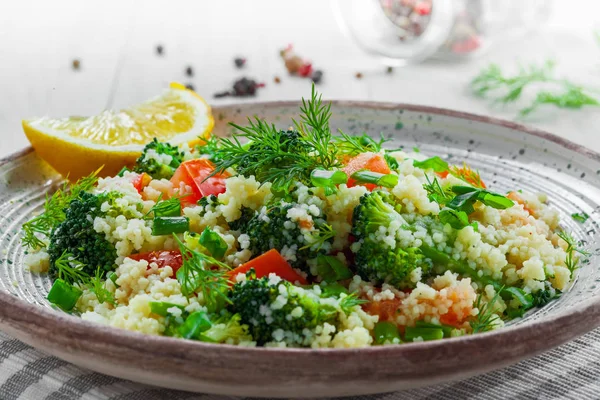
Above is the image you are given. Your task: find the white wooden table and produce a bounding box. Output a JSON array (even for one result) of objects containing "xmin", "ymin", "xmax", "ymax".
[{"xmin": 1, "ymin": 0, "xmax": 599, "ymax": 159}]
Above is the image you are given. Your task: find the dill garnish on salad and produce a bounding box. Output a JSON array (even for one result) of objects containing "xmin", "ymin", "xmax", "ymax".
[{"xmin": 21, "ymin": 87, "xmax": 586, "ymax": 348}]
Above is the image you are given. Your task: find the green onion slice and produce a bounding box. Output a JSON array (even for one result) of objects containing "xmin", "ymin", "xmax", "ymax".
[
  {"xmin": 351, "ymin": 171, "xmax": 398, "ymax": 188},
  {"xmin": 311, "ymin": 169, "xmax": 348, "ymax": 190},
  {"xmin": 404, "ymin": 326, "xmax": 444, "ymax": 342},
  {"xmin": 199, "ymin": 227, "xmax": 228, "ymax": 259},
  {"xmin": 152, "ymin": 216, "xmax": 190, "ymax": 236},
  {"xmin": 47, "ymin": 279, "xmax": 83, "ymax": 312},
  {"xmin": 374, "ymin": 321, "xmax": 402, "ymax": 345}
]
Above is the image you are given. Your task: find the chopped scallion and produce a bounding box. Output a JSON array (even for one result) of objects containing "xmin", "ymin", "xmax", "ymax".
[
  {"xmin": 404, "ymin": 326, "xmax": 444, "ymax": 342},
  {"xmin": 152, "ymin": 216, "xmax": 190, "ymax": 236},
  {"xmin": 199, "ymin": 227, "xmax": 228, "ymax": 259},
  {"xmin": 149, "ymin": 301, "xmax": 186, "ymax": 317},
  {"xmin": 374, "ymin": 321, "xmax": 402, "ymax": 345},
  {"xmin": 178, "ymin": 311, "xmax": 212, "ymax": 339},
  {"xmin": 47, "ymin": 279, "xmax": 83, "ymax": 311},
  {"xmin": 316, "ymin": 255, "xmax": 353, "ymax": 283},
  {"xmin": 351, "ymin": 171, "xmax": 398, "ymax": 188}
]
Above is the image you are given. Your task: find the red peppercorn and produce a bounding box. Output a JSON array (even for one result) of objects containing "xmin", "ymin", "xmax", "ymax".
[
  {"xmin": 414, "ymin": 2, "xmax": 431, "ymax": 16},
  {"xmin": 298, "ymin": 63, "xmax": 313, "ymax": 77}
]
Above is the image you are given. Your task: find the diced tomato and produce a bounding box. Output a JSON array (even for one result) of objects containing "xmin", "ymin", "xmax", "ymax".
[
  {"xmin": 170, "ymin": 159, "xmax": 230, "ymax": 207},
  {"xmin": 129, "ymin": 250, "xmax": 183, "ymax": 273},
  {"xmin": 436, "ymin": 170, "xmax": 449, "ymax": 179},
  {"xmin": 227, "ymin": 249, "xmax": 308, "ymax": 285},
  {"xmin": 342, "ymin": 152, "xmax": 391, "ymax": 190},
  {"xmin": 131, "ymin": 173, "xmax": 151, "ymax": 193},
  {"xmin": 362, "ymin": 298, "xmax": 402, "ymax": 321}
]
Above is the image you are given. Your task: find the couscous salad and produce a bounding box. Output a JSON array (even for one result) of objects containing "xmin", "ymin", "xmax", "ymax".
[{"xmin": 21, "ymin": 88, "xmax": 586, "ymax": 348}]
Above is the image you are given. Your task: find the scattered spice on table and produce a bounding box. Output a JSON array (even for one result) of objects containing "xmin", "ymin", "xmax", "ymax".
[
  {"xmin": 72, "ymin": 59, "xmax": 81, "ymax": 71},
  {"xmin": 234, "ymin": 57, "xmax": 246, "ymax": 68},
  {"xmin": 185, "ymin": 66, "xmax": 194, "ymax": 77},
  {"xmin": 185, "ymin": 83, "xmax": 195, "ymax": 91},
  {"xmin": 214, "ymin": 77, "xmax": 265, "ymax": 98},
  {"xmin": 280, "ymin": 45, "xmax": 323, "ymax": 83},
  {"xmin": 156, "ymin": 45, "xmax": 164, "ymax": 56},
  {"xmin": 355, "ymin": 72, "xmax": 363, "ymax": 79},
  {"xmin": 274, "ymin": 76, "xmax": 281, "ymax": 84},
  {"xmin": 311, "ymin": 70, "xmax": 323, "ymax": 84},
  {"xmin": 471, "ymin": 60, "xmax": 600, "ymax": 117},
  {"xmin": 379, "ymin": 0, "xmax": 432, "ymax": 41},
  {"xmin": 386, "ymin": 66, "xmax": 394, "ymax": 74}
]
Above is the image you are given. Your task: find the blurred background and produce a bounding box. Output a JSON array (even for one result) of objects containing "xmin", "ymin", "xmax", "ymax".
[{"xmin": 1, "ymin": 0, "xmax": 599, "ymax": 157}]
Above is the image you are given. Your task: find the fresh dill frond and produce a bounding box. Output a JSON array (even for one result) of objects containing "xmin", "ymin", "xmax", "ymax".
[
  {"xmin": 339, "ymin": 292, "xmax": 368, "ymax": 315},
  {"xmin": 21, "ymin": 168, "xmax": 101, "ymax": 250},
  {"xmin": 211, "ymin": 86, "xmax": 340, "ymax": 192},
  {"xmin": 53, "ymin": 250, "xmax": 91, "ymax": 285},
  {"xmin": 89, "ymin": 267, "xmax": 116, "ymax": 306},
  {"xmin": 470, "ymin": 287, "xmax": 504, "ymax": 334},
  {"xmin": 471, "ymin": 61, "xmax": 600, "ymax": 117},
  {"xmin": 173, "ymin": 234, "xmax": 231, "ymax": 310},
  {"xmin": 423, "ymin": 175, "xmax": 452, "ymax": 205},
  {"xmin": 334, "ymin": 132, "xmax": 388, "ymax": 156},
  {"xmin": 557, "ymin": 230, "xmax": 590, "ymax": 278},
  {"xmin": 292, "ymin": 85, "xmax": 339, "ymax": 171}
]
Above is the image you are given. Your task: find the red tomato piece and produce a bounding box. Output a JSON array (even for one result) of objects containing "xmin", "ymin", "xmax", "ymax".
[
  {"xmin": 342, "ymin": 152, "xmax": 391, "ymax": 190},
  {"xmin": 131, "ymin": 172, "xmax": 151, "ymax": 194},
  {"xmin": 170, "ymin": 159, "xmax": 230, "ymax": 207},
  {"xmin": 362, "ymin": 298, "xmax": 402, "ymax": 322},
  {"xmin": 129, "ymin": 250, "xmax": 183, "ymax": 273},
  {"xmin": 227, "ymin": 249, "xmax": 308, "ymax": 285}
]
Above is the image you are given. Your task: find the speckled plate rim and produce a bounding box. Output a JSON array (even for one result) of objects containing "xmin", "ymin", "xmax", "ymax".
[{"xmin": 2, "ymin": 102, "xmax": 600, "ymax": 397}]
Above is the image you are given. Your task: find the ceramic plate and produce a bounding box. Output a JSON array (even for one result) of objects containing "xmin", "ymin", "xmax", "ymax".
[{"xmin": 1, "ymin": 102, "xmax": 600, "ymax": 398}]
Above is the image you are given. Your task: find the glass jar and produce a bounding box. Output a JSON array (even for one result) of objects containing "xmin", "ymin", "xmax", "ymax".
[{"xmin": 333, "ymin": 0, "xmax": 551, "ymax": 66}]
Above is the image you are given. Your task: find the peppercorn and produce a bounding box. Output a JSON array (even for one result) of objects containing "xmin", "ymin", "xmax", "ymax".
[
  {"xmin": 298, "ymin": 63, "xmax": 313, "ymax": 77},
  {"xmin": 311, "ymin": 70, "xmax": 323, "ymax": 84},
  {"xmin": 156, "ymin": 45, "xmax": 164, "ymax": 56},
  {"xmin": 284, "ymin": 55, "xmax": 304, "ymax": 74},
  {"xmin": 234, "ymin": 57, "xmax": 246, "ymax": 68},
  {"xmin": 185, "ymin": 66, "xmax": 194, "ymax": 77},
  {"xmin": 72, "ymin": 59, "xmax": 81, "ymax": 70},
  {"xmin": 274, "ymin": 76, "xmax": 281, "ymax": 84},
  {"xmin": 214, "ymin": 77, "xmax": 265, "ymax": 98},
  {"xmin": 355, "ymin": 72, "xmax": 363, "ymax": 79},
  {"xmin": 386, "ymin": 66, "xmax": 394, "ymax": 74},
  {"xmin": 185, "ymin": 83, "xmax": 195, "ymax": 91}
]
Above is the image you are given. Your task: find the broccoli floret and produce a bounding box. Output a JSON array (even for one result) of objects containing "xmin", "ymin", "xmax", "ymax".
[
  {"xmin": 228, "ymin": 206, "xmax": 255, "ymax": 231},
  {"xmin": 228, "ymin": 271, "xmax": 338, "ymax": 345},
  {"xmin": 133, "ymin": 138, "xmax": 185, "ymax": 180},
  {"xmin": 243, "ymin": 201, "xmax": 333, "ymax": 273},
  {"xmin": 351, "ymin": 191, "xmax": 403, "ymax": 240},
  {"xmin": 201, "ymin": 312, "xmax": 252, "ymax": 343},
  {"xmin": 351, "ymin": 191, "xmax": 428, "ymax": 288},
  {"xmin": 354, "ymin": 244, "xmax": 425, "ymax": 288},
  {"xmin": 47, "ymin": 192, "xmax": 117, "ymax": 278}
]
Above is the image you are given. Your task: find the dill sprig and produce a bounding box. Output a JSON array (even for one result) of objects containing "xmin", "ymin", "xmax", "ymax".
[
  {"xmin": 334, "ymin": 132, "xmax": 388, "ymax": 156},
  {"xmin": 471, "ymin": 61, "xmax": 600, "ymax": 117},
  {"xmin": 339, "ymin": 292, "xmax": 368, "ymax": 315},
  {"xmin": 89, "ymin": 267, "xmax": 116, "ymax": 306},
  {"xmin": 470, "ymin": 287, "xmax": 504, "ymax": 334},
  {"xmin": 211, "ymin": 85, "xmax": 340, "ymax": 192},
  {"xmin": 21, "ymin": 168, "xmax": 101, "ymax": 250},
  {"xmin": 173, "ymin": 234, "xmax": 231, "ymax": 310},
  {"xmin": 423, "ymin": 175, "xmax": 452, "ymax": 205},
  {"xmin": 53, "ymin": 250, "xmax": 90, "ymax": 285},
  {"xmin": 557, "ymin": 230, "xmax": 590, "ymax": 278}
]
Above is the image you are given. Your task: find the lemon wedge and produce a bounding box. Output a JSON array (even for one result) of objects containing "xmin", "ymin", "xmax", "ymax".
[{"xmin": 22, "ymin": 83, "xmax": 214, "ymax": 180}]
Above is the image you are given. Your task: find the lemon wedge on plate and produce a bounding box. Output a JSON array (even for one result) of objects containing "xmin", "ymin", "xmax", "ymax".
[{"xmin": 22, "ymin": 83, "xmax": 214, "ymax": 180}]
